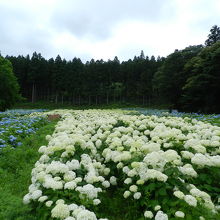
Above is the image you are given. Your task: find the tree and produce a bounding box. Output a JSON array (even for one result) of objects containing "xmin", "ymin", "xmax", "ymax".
[
  {"xmin": 152, "ymin": 45, "xmax": 203, "ymax": 109},
  {"xmin": 0, "ymin": 56, "xmax": 21, "ymax": 111},
  {"xmin": 205, "ymin": 25, "xmax": 220, "ymax": 46},
  {"xmin": 181, "ymin": 42, "xmax": 220, "ymax": 113}
]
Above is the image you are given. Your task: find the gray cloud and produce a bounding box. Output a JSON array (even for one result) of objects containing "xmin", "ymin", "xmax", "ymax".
[
  {"xmin": 0, "ymin": 0, "xmax": 220, "ymax": 61},
  {"xmin": 51, "ymin": 0, "xmax": 176, "ymax": 40},
  {"xmin": 0, "ymin": 1, "xmax": 54, "ymax": 57}
]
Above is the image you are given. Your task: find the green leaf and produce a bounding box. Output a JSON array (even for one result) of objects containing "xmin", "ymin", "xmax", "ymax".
[{"xmin": 158, "ymin": 188, "xmax": 167, "ymax": 196}]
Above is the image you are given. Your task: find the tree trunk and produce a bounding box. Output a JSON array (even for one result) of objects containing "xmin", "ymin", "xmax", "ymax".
[
  {"xmin": 106, "ymin": 93, "xmax": 109, "ymax": 104},
  {"xmin": 78, "ymin": 95, "xmax": 81, "ymax": 105},
  {"xmin": 55, "ymin": 93, "xmax": 58, "ymax": 104},
  {"xmin": 31, "ymin": 83, "xmax": 36, "ymax": 103},
  {"xmin": 47, "ymin": 89, "xmax": 50, "ymax": 102}
]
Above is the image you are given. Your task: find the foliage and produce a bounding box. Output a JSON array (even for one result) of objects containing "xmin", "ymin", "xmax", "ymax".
[
  {"xmin": 6, "ymin": 52, "xmax": 162, "ymax": 106},
  {"xmin": 181, "ymin": 42, "xmax": 220, "ymax": 113},
  {"xmin": 152, "ymin": 45, "xmax": 203, "ymax": 109},
  {"xmin": 0, "ymin": 56, "xmax": 21, "ymax": 111}
]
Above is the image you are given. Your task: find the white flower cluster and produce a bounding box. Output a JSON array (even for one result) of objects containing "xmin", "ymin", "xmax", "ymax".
[{"xmin": 23, "ymin": 110, "xmax": 220, "ymax": 219}]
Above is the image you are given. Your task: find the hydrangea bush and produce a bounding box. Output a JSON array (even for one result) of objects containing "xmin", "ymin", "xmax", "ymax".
[
  {"xmin": 0, "ymin": 109, "xmax": 48, "ymax": 149},
  {"xmin": 125, "ymin": 108, "xmax": 220, "ymax": 126},
  {"xmin": 24, "ymin": 110, "xmax": 220, "ymax": 219}
]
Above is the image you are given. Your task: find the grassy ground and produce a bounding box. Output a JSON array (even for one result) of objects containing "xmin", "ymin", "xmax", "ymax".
[
  {"xmin": 13, "ymin": 101, "xmax": 168, "ymax": 111},
  {"xmin": 0, "ymin": 120, "xmax": 58, "ymax": 220}
]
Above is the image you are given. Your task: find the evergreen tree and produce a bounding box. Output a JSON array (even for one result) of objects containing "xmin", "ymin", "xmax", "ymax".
[{"xmin": 205, "ymin": 25, "xmax": 220, "ymax": 46}]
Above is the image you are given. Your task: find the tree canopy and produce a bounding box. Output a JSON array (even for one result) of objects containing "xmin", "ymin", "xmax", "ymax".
[
  {"xmin": 181, "ymin": 42, "xmax": 220, "ymax": 112},
  {"xmin": 205, "ymin": 25, "xmax": 220, "ymax": 46},
  {"xmin": 0, "ymin": 56, "xmax": 21, "ymax": 111}
]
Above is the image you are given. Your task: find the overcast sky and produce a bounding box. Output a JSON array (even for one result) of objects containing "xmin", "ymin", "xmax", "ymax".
[{"xmin": 0, "ymin": 0, "xmax": 220, "ymax": 62}]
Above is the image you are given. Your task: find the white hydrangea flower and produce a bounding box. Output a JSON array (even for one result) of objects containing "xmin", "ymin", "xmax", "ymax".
[
  {"xmin": 175, "ymin": 211, "xmax": 185, "ymax": 218},
  {"xmin": 46, "ymin": 161, "xmax": 69, "ymax": 175},
  {"xmin": 116, "ymin": 162, "xmax": 124, "ymax": 169},
  {"xmin": 45, "ymin": 200, "xmax": 53, "ymax": 207},
  {"xmin": 178, "ymin": 164, "xmax": 197, "ymax": 177},
  {"xmin": 173, "ymin": 191, "xmax": 185, "ymax": 199},
  {"xmin": 155, "ymin": 211, "xmax": 168, "ymax": 220},
  {"xmin": 110, "ymin": 176, "xmax": 117, "ymax": 185},
  {"xmin": 144, "ymin": 210, "xmax": 153, "ymax": 218},
  {"xmin": 184, "ymin": 195, "xmax": 197, "ymax": 207},
  {"xmin": 31, "ymin": 190, "xmax": 42, "ymax": 200},
  {"xmin": 123, "ymin": 191, "xmax": 131, "ymax": 198},
  {"xmin": 141, "ymin": 142, "xmax": 161, "ymax": 153},
  {"xmin": 38, "ymin": 195, "xmax": 48, "ymax": 203},
  {"xmin": 103, "ymin": 168, "xmax": 110, "ymax": 175},
  {"xmin": 127, "ymin": 169, "xmax": 137, "ymax": 177},
  {"xmin": 133, "ymin": 192, "xmax": 141, "ymax": 199},
  {"xmin": 124, "ymin": 178, "xmax": 132, "ymax": 184},
  {"xmin": 43, "ymin": 176, "xmax": 63, "ymax": 190},
  {"xmin": 56, "ymin": 199, "xmax": 65, "ymax": 204},
  {"xmin": 181, "ymin": 151, "xmax": 194, "ymax": 159},
  {"xmin": 64, "ymin": 181, "xmax": 77, "ymax": 190},
  {"xmin": 122, "ymin": 166, "xmax": 130, "ymax": 174},
  {"xmin": 69, "ymin": 204, "xmax": 78, "ymax": 211},
  {"xmin": 23, "ymin": 194, "xmax": 31, "ymax": 204},
  {"xmin": 95, "ymin": 139, "xmax": 102, "ymax": 148},
  {"xmin": 93, "ymin": 199, "xmax": 101, "ymax": 205},
  {"xmin": 75, "ymin": 210, "xmax": 97, "ymax": 220},
  {"xmin": 38, "ymin": 145, "xmax": 47, "ymax": 153},
  {"xmin": 51, "ymin": 203, "xmax": 70, "ymax": 219},
  {"xmin": 76, "ymin": 184, "xmax": 102, "ymax": 199},
  {"xmin": 64, "ymin": 171, "xmax": 76, "ymax": 182},
  {"xmin": 136, "ymin": 179, "xmax": 144, "ymax": 185},
  {"xmin": 131, "ymin": 162, "xmax": 140, "ymax": 168},
  {"xmin": 129, "ymin": 185, "xmax": 138, "ymax": 192},
  {"xmin": 154, "ymin": 205, "xmax": 161, "ymax": 211},
  {"xmin": 64, "ymin": 217, "xmax": 76, "ymax": 220}
]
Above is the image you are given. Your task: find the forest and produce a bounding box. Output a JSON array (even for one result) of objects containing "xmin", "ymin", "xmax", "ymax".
[{"xmin": 2, "ymin": 25, "xmax": 220, "ymax": 113}]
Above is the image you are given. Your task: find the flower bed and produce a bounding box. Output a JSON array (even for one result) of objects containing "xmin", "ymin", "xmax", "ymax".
[
  {"xmin": 24, "ymin": 110, "xmax": 220, "ymax": 219},
  {"xmin": 0, "ymin": 109, "xmax": 48, "ymax": 149},
  {"xmin": 125, "ymin": 108, "xmax": 220, "ymax": 125}
]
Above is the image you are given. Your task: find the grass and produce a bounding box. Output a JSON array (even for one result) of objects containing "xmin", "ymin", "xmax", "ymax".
[
  {"xmin": 13, "ymin": 101, "xmax": 168, "ymax": 111},
  {"xmin": 0, "ymin": 119, "xmax": 58, "ymax": 220}
]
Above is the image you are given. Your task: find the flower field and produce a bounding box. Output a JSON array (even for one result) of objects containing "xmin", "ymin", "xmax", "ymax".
[
  {"xmin": 0, "ymin": 109, "xmax": 48, "ymax": 149},
  {"xmin": 23, "ymin": 110, "xmax": 220, "ymax": 220}
]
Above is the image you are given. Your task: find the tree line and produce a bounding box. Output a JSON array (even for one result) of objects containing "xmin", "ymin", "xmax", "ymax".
[
  {"xmin": 1, "ymin": 25, "xmax": 220, "ymax": 113},
  {"xmin": 6, "ymin": 51, "xmax": 163, "ymax": 106}
]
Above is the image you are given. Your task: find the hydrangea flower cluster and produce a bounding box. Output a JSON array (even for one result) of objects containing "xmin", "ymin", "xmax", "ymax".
[{"xmin": 24, "ymin": 110, "xmax": 220, "ymax": 219}]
